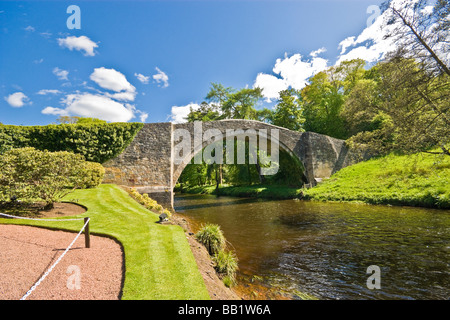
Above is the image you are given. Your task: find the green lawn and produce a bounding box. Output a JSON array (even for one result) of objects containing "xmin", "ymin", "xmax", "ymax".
[
  {"xmin": 0, "ymin": 184, "xmax": 210, "ymax": 300},
  {"xmin": 304, "ymin": 151, "xmax": 450, "ymax": 209}
]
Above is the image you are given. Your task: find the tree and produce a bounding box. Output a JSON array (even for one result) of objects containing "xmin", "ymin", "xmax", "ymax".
[
  {"xmin": 382, "ymin": 0, "xmax": 449, "ymax": 76},
  {"xmin": 270, "ymin": 88, "xmax": 305, "ymax": 131},
  {"xmin": 220, "ymin": 87, "xmax": 264, "ymax": 120},
  {"xmin": 186, "ymin": 102, "xmax": 221, "ymax": 122},
  {"xmin": 345, "ymin": 58, "xmax": 449, "ymax": 156},
  {"xmin": 301, "ymin": 60, "xmax": 367, "ymax": 139}
]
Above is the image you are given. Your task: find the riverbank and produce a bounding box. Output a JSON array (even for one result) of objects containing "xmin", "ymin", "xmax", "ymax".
[
  {"xmin": 176, "ymin": 151, "xmax": 450, "ymax": 209},
  {"xmin": 175, "ymin": 184, "xmax": 303, "ymax": 199}
]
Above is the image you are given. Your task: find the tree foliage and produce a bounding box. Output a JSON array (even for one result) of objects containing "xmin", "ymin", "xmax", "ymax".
[
  {"xmin": 0, "ymin": 122, "xmax": 143, "ymax": 163},
  {"xmin": 0, "ymin": 148, "xmax": 104, "ymax": 208}
]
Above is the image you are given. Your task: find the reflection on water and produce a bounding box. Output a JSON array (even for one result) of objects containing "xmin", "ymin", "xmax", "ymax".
[{"xmin": 174, "ymin": 193, "xmax": 450, "ymax": 300}]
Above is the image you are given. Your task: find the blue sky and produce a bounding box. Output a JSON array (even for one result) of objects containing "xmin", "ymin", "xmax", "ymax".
[{"xmin": 0, "ymin": 0, "xmax": 387, "ymax": 126}]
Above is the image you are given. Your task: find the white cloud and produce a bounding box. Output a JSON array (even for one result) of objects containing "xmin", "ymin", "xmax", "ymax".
[
  {"xmin": 336, "ymin": 6, "xmax": 397, "ymax": 65},
  {"xmin": 43, "ymin": 93, "xmax": 135, "ymax": 122},
  {"xmin": 253, "ymin": 73, "xmax": 288, "ymax": 102},
  {"xmin": 57, "ymin": 35, "xmax": 98, "ymax": 57},
  {"xmin": 90, "ymin": 67, "xmax": 136, "ymax": 93},
  {"xmin": 254, "ymin": 51, "xmax": 329, "ymax": 102},
  {"xmin": 4, "ymin": 92, "xmax": 30, "ymax": 108},
  {"xmin": 24, "ymin": 26, "xmax": 35, "ymax": 32},
  {"xmin": 170, "ymin": 103, "xmax": 200, "ymax": 123},
  {"xmin": 338, "ymin": 36, "xmax": 356, "ymax": 55},
  {"xmin": 42, "ymin": 106, "xmax": 67, "ymax": 116},
  {"xmin": 153, "ymin": 67, "xmax": 169, "ymax": 88},
  {"xmin": 42, "ymin": 66, "xmax": 149, "ymax": 123},
  {"xmin": 137, "ymin": 110, "xmax": 149, "ymax": 122},
  {"xmin": 37, "ymin": 89, "xmax": 61, "ymax": 95},
  {"xmin": 135, "ymin": 73, "xmax": 150, "ymax": 84},
  {"xmin": 53, "ymin": 67, "xmax": 69, "ymax": 81},
  {"xmin": 311, "ymin": 47, "xmax": 327, "ymax": 57}
]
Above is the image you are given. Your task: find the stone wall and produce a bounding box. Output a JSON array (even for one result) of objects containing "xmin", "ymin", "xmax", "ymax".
[{"xmin": 103, "ymin": 122, "xmax": 174, "ymax": 207}]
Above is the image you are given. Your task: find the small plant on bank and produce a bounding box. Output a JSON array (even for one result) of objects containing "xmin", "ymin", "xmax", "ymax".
[
  {"xmin": 195, "ymin": 223, "xmax": 226, "ymax": 255},
  {"xmin": 213, "ymin": 249, "xmax": 239, "ymax": 287}
]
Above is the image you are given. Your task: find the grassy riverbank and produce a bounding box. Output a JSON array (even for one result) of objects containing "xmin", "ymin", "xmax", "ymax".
[
  {"xmin": 176, "ymin": 151, "xmax": 450, "ymax": 209},
  {"xmin": 176, "ymin": 184, "xmax": 303, "ymax": 199},
  {"xmin": 0, "ymin": 184, "xmax": 210, "ymax": 300},
  {"xmin": 305, "ymin": 151, "xmax": 450, "ymax": 209}
]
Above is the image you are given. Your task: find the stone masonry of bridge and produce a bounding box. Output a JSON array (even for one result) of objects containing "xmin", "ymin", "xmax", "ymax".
[{"xmin": 103, "ymin": 120, "xmax": 360, "ymax": 208}]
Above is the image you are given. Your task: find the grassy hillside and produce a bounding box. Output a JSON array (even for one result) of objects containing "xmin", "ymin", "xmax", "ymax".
[
  {"xmin": 0, "ymin": 184, "xmax": 210, "ymax": 300},
  {"xmin": 304, "ymin": 152, "xmax": 450, "ymax": 209}
]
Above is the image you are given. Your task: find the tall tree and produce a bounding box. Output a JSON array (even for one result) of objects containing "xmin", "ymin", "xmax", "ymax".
[
  {"xmin": 382, "ymin": 0, "xmax": 449, "ymax": 76},
  {"xmin": 301, "ymin": 59, "xmax": 367, "ymax": 139},
  {"xmin": 345, "ymin": 58, "xmax": 449, "ymax": 156},
  {"xmin": 270, "ymin": 88, "xmax": 305, "ymax": 131}
]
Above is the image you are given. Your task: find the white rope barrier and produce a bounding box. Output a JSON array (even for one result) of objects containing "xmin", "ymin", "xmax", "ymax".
[
  {"xmin": 19, "ymin": 217, "xmax": 91, "ymax": 300},
  {"xmin": 0, "ymin": 212, "xmax": 90, "ymax": 300},
  {"xmin": 0, "ymin": 212, "xmax": 84, "ymax": 221}
]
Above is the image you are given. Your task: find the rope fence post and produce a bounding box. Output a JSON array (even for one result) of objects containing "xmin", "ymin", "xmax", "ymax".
[{"xmin": 84, "ymin": 217, "xmax": 90, "ymax": 248}]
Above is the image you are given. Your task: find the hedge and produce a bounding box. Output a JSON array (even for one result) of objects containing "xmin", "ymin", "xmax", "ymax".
[{"xmin": 0, "ymin": 122, "xmax": 143, "ymax": 163}]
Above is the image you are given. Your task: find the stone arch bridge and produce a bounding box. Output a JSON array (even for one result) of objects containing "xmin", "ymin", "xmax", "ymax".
[{"xmin": 103, "ymin": 120, "xmax": 359, "ymax": 208}]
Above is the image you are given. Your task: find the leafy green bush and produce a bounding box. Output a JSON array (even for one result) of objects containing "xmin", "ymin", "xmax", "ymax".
[
  {"xmin": 77, "ymin": 161, "xmax": 105, "ymax": 189},
  {"xmin": 195, "ymin": 223, "xmax": 226, "ymax": 255},
  {"xmin": 0, "ymin": 122, "xmax": 143, "ymax": 163},
  {"xmin": 0, "ymin": 147, "xmax": 104, "ymax": 208}
]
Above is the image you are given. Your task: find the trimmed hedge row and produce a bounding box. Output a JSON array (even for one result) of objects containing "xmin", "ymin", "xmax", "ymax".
[{"xmin": 0, "ymin": 122, "xmax": 143, "ymax": 163}]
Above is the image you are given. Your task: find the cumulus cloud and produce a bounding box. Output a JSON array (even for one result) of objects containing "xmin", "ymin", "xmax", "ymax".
[
  {"xmin": 170, "ymin": 103, "xmax": 200, "ymax": 123},
  {"xmin": 336, "ymin": 6, "xmax": 397, "ymax": 65},
  {"xmin": 53, "ymin": 67, "xmax": 69, "ymax": 81},
  {"xmin": 153, "ymin": 67, "xmax": 169, "ymax": 88},
  {"xmin": 42, "ymin": 67, "xmax": 148, "ymax": 122},
  {"xmin": 42, "ymin": 93, "xmax": 135, "ymax": 122},
  {"xmin": 254, "ymin": 51, "xmax": 329, "ymax": 102},
  {"xmin": 135, "ymin": 73, "xmax": 150, "ymax": 84},
  {"xmin": 4, "ymin": 92, "xmax": 30, "ymax": 107},
  {"xmin": 90, "ymin": 67, "xmax": 136, "ymax": 93},
  {"xmin": 57, "ymin": 35, "xmax": 98, "ymax": 57}
]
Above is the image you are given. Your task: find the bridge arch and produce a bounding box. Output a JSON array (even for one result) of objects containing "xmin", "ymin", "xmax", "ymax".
[
  {"xmin": 103, "ymin": 119, "xmax": 358, "ymax": 208},
  {"xmin": 171, "ymin": 120, "xmax": 306, "ymax": 187}
]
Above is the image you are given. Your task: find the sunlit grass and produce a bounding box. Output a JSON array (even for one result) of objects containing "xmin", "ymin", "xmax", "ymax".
[{"xmin": 304, "ymin": 151, "xmax": 450, "ymax": 209}]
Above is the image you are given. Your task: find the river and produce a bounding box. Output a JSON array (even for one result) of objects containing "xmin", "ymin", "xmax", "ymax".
[{"xmin": 174, "ymin": 193, "xmax": 449, "ymax": 300}]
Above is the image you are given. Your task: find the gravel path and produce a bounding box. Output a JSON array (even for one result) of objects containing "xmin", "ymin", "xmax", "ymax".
[{"xmin": 0, "ymin": 225, "xmax": 124, "ymax": 300}]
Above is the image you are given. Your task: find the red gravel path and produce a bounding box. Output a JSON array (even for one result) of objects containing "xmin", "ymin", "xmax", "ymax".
[{"xmin": 0, "ymin": 225, "xmax": 124, "ymax": 300}]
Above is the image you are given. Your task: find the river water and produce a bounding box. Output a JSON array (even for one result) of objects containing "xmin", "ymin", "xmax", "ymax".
[{"xmin": 174, "ymin": 193, "xmax": 449, "ymax": 300}]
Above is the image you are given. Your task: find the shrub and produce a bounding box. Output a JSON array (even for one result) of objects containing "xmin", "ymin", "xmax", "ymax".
[
  {"xmin": 0, "ymin": 122, "xmax": 143, "ymax": 163},
  {"xmin": 213, "ymin": 250, "xmax": 239, "ymax": 286},
  {"xmin": 195, "ymin": 223, "xmax": 226, "ymax": 255},
  {"xmin": 76, "ymin": 161, "xmax": 105, "ymax": 189},
  {"xmin": 127, "ymin": 188, "xmax": 171, "ymax": 218},
  {"xmin": 0, "ymin": 147, "xmax": 103, "ymax": 209}
]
